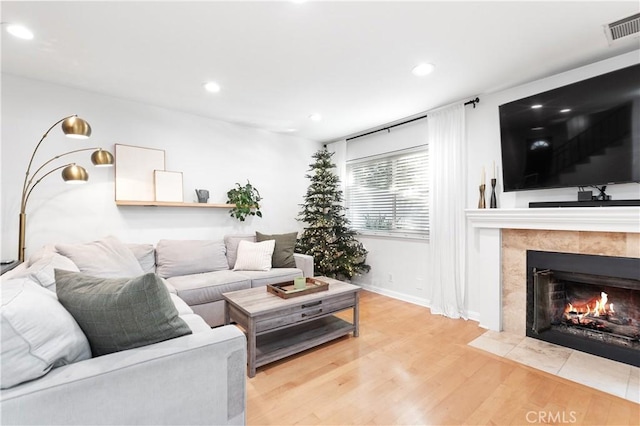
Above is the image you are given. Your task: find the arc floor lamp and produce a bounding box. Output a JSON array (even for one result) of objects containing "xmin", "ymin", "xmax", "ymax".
[{"xmin": 18, "ymin": 115, "xmax": 114, "ymax": 262}]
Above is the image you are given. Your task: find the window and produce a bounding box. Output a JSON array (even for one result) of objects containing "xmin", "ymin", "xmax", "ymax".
[{"xmin": 345, "ymin": 147, "xmax": 429, "ymax": 239}]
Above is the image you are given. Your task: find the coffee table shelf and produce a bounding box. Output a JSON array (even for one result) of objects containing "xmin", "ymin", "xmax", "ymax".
[
  {"xmin": 223, "ymin": 277, "xmax": 360, "ymax": 377},
  {"xmin": 255, "ymin": 316, "xmax": 354, "ymax": 368}
]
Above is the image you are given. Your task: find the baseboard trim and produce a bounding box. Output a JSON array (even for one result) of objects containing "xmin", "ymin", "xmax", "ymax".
[
  {"xmin": 356, "ymin": 283, "xmax": 481, "ymax": 325},
  {"xmin": 357, "ymin": 283, "xmax": 431, "ymax": 308}
]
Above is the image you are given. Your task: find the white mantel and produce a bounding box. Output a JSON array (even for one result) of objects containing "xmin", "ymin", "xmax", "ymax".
[
  {"xmin": 466, "ymin": 207, "xmax": 640, "ymax": 233},
  {"xmin": 465, "ymin": 207, "xmax": 640, "ymax": 332}
]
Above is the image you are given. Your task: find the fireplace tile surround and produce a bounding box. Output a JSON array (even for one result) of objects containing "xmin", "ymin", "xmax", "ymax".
[{"xmin": 502, "ymin": 229, "xmax": 639, "ymax": 336}]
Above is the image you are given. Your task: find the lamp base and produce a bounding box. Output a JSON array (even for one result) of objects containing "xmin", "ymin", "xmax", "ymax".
[{"xmin": 18, "ymin": 212, "xmax": 26, "ymax": 262}]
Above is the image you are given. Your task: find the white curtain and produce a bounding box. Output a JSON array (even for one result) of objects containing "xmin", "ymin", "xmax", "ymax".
[{"xmin": 427, "ymin": 104, "xmax": 467, "ymax": 319}]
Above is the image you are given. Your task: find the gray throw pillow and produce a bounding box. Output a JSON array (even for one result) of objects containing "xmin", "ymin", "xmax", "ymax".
[
  {"xmin": 55, "ymin": 269, "xmax": 192, "ymax": 356},
  {"xmin": 256, "ymin": 232, "xmax": 297, "ymax": 268},
  {"xmin": 155, "ymin": 239, "xmax": 228, "ymax": 278}
]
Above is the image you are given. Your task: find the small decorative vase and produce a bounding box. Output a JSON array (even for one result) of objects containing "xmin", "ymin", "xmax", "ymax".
[
  {"xmin": 195, "ymin": 189, "xmax": 209, "ymax": 203},
  {"xmin": 478, "ymin": 184, "xmax": 486, "ymax": 209},
  {"xmin": 490, "ymin": 178, "xmax": 497, "ymax": 208}
]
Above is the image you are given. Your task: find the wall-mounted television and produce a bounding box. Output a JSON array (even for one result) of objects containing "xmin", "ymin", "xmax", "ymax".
[{"xmin": 499, "ymin": 64, "xmax": 640, "ymax": 192}]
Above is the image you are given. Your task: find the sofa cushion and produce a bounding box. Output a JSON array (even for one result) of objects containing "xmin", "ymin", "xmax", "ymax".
[
  {"xmin": 126, "ymin": 243, "xmax": 156, "ymax": 273},
  {"xmin": 169, "ymin": 293, "xmax": 211, "ymax": 333},
  {"xmin": 233, "ymin": 240, "xmax": 275, "ymax": 272},
  {"xmin": 238, "ymin": 268, "xmax": 303, "ymax": 288},
  {"xmin": 56, "ymin": 236, "xmax": 144, "ymax": 278},
  {"xmin": 179, "ymin": 313, "xmax": 212, "ymax": 333},
  {"xmin": 223, "ymin": 235, "xmax": 255, "ymax": 269},
  {"xmin": 169, "ymin": 292, "xmax": 194, "ymax": 316},
  {"xmin": 16, "ymin": 252, "xmax": 79, "ymax": 292},
  {"xmin": 167, "ymin": 270, "xmax": 251, "ymax": 305},
  {"xmin": 1, "ymin": 277, "xmax": 91, "ymax": 389},
  {"xmin": 155, "ymin": 240, "xmax": 228, "ymax": 278},
  {"xmin": 55, "ymin": 270, "xmax": 192, "ymax": 357},
  {"xmin": 256, "ymin": 231, "xmax": 297, "ymax": 268}
]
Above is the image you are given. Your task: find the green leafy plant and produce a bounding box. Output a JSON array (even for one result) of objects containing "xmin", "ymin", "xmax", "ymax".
[{"xmin": 226, "ymin": 180, "xmax": 262, "ymax": 221}]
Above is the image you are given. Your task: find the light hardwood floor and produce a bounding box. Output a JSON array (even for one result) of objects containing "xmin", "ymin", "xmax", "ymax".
[{"xmin": 246, "ymin": 290, "xmax": 639, "ymax": 425}]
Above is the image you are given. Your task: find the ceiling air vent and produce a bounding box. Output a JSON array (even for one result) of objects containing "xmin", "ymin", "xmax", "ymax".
[{"xmin": 604, "ymin": 13, "xmax": 640, "ymax": 44}]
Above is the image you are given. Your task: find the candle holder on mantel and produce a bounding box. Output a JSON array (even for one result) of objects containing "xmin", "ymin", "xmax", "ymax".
[
  {"xmin": 490, "ymin": 178, "xmax": 497, "ymax": 208},
  {"xmin": 478, "ymin": 184, "xmax": 486, "ymax": 209}
]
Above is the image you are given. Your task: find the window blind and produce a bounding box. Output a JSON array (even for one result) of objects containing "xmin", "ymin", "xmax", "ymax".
[{"xmin": 346, "ymin": 147, "xmax": 429, "ymax": 239}]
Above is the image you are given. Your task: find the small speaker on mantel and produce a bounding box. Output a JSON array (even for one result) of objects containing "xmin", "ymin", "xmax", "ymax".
[{"xmin": 578, "ymin": 191, "xmax": 593, "ymax": 202}]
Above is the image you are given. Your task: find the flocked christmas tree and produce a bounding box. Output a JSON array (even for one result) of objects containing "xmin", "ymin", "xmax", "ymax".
[{"xmin": 296, "ymin": 148, "xmax": 370, "ymax": 280}]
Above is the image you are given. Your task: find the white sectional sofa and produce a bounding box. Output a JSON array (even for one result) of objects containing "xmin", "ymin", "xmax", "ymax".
[{"xmin": 0, "ymin": 233, "xmax": 313, "ymax": 425}]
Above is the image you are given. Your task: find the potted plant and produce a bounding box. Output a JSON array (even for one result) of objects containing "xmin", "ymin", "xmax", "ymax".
[{"xmin": 226, "ymin": 180, "xmax": 262, "ymax": 221}]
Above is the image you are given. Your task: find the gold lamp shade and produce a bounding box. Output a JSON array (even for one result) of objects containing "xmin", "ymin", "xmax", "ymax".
[
  {"xmin": 61, "ymin": 116, "xmax": 92, "ymax": 139},
  {"xmin": 91, "ymin": 149, "xmax": 114, "ymax": 167},
  {"xmin": 61, "ymin": 164, "xmax": 89, "ymax": 183}
]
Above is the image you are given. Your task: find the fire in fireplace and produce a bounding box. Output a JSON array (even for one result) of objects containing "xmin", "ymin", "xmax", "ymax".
[{"xmin": 527, "ymin": 250, "xmax": 640, "ymax": 367}]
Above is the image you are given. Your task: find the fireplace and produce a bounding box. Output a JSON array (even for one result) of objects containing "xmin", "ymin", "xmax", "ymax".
[{"xmin": 526, "ymin": 250, "xmax": 640, "ymax": 367}]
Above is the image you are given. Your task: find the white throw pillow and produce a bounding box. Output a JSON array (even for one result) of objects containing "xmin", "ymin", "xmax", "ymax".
[
  {"xmin": 223, "ymin": 235, "xmax": 255, "ymax": 269},
  {"xmin": 0, "ymin": 278, "xmax": 91, "ymax": 389},
  {"xmin": 56, "ymin": 236, "xmax": 144, "ymax": 278},
  {"xmin": 233, "ymin": 239, "xmax": 276, "ymax": 272}
]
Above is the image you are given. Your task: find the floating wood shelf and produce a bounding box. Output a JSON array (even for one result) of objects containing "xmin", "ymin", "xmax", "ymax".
[{"xmin": 116, "ymin": 200, "xmax": 234, "ymax": 208}]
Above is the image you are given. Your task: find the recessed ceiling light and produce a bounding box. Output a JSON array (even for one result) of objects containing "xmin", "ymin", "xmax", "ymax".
[
  {"xmin": 411, "ymin": 63, "xmax": 435, "ymax": 77},
  {"xmin": 6, "ymin": 24, "xmax": 34, "ymax": 40},
  {"xmin": 560, "ymin": 108, "xmax": 571, "ymax": 113},
  {"xmin": 309, "ymin": 113, "xmax": 322, "ymax": 122},
  {"xmin": 203, "ymin": 81, "xmax": 221, "ymax": 93},
  {"xmin": 531, "ymin": 104, "xmax": 543, "ymax": 109},
  {"xmin": 531, "ymin": 126, "xmax": 544, "ymax": 130}
]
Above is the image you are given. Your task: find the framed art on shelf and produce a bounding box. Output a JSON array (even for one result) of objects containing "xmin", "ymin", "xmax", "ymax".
[
  {"xmin": 115, "ymin": 144, "xmax": 166, "ymax": 201},
  {"xmin": 154, "ymin": 170, "xmax": 183, "ymax": 202}
]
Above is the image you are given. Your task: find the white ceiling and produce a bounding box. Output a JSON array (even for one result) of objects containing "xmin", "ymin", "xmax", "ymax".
[{"xmin": 2, "ymin": 1, "xmax": 639, "ymax": 142}]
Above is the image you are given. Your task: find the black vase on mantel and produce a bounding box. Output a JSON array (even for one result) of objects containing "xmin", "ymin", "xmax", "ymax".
[{"xmin": 490, "ymin": 178, "xmax": 497, "ymax": 208}]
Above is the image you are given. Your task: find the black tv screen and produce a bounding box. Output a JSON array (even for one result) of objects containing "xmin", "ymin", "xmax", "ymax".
[{"xmin": 499, "ymin": 64, "xmax": 640, "ymax": 192}]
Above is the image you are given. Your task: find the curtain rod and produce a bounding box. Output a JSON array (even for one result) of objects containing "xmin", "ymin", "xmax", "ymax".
[
  {"xmin": 345, "ymin": 114, "xmax": 428, "ymax": 141},
  {"xmin": 464, "ymin": 97, "xmax": 480, "ymax": 108},
  {"xmin": 345, "ymin": 96, "xmax": 480, "ymax": 141}
]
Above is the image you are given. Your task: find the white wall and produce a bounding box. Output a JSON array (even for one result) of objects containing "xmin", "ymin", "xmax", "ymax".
[
  {"xmin": 350, "ymin": 235, "xmax": 430, "ymax": 306},
  {"xmin": 1, "ymin": 75, "xmax": 322, "ymax": 259}
]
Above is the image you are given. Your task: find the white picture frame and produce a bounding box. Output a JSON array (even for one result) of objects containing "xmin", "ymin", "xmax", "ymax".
[
  {"xmin": 154, "ymin": 170, "xmax": 183, "ymax": 202},
  {"xmin": 115, "ymin": 144, "xmax": 166, "ymax": 201}
]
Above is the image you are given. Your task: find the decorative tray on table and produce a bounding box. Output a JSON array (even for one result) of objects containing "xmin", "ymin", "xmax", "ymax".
[{"xmin": 266, "ymin": 277, "xmax": 329, "ymax": 299}]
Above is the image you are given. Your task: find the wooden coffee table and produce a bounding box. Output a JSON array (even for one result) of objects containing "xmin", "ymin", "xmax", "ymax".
[{"xmin": 223, "ymin": 277, "xmax": 360, "ymax": 377}]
